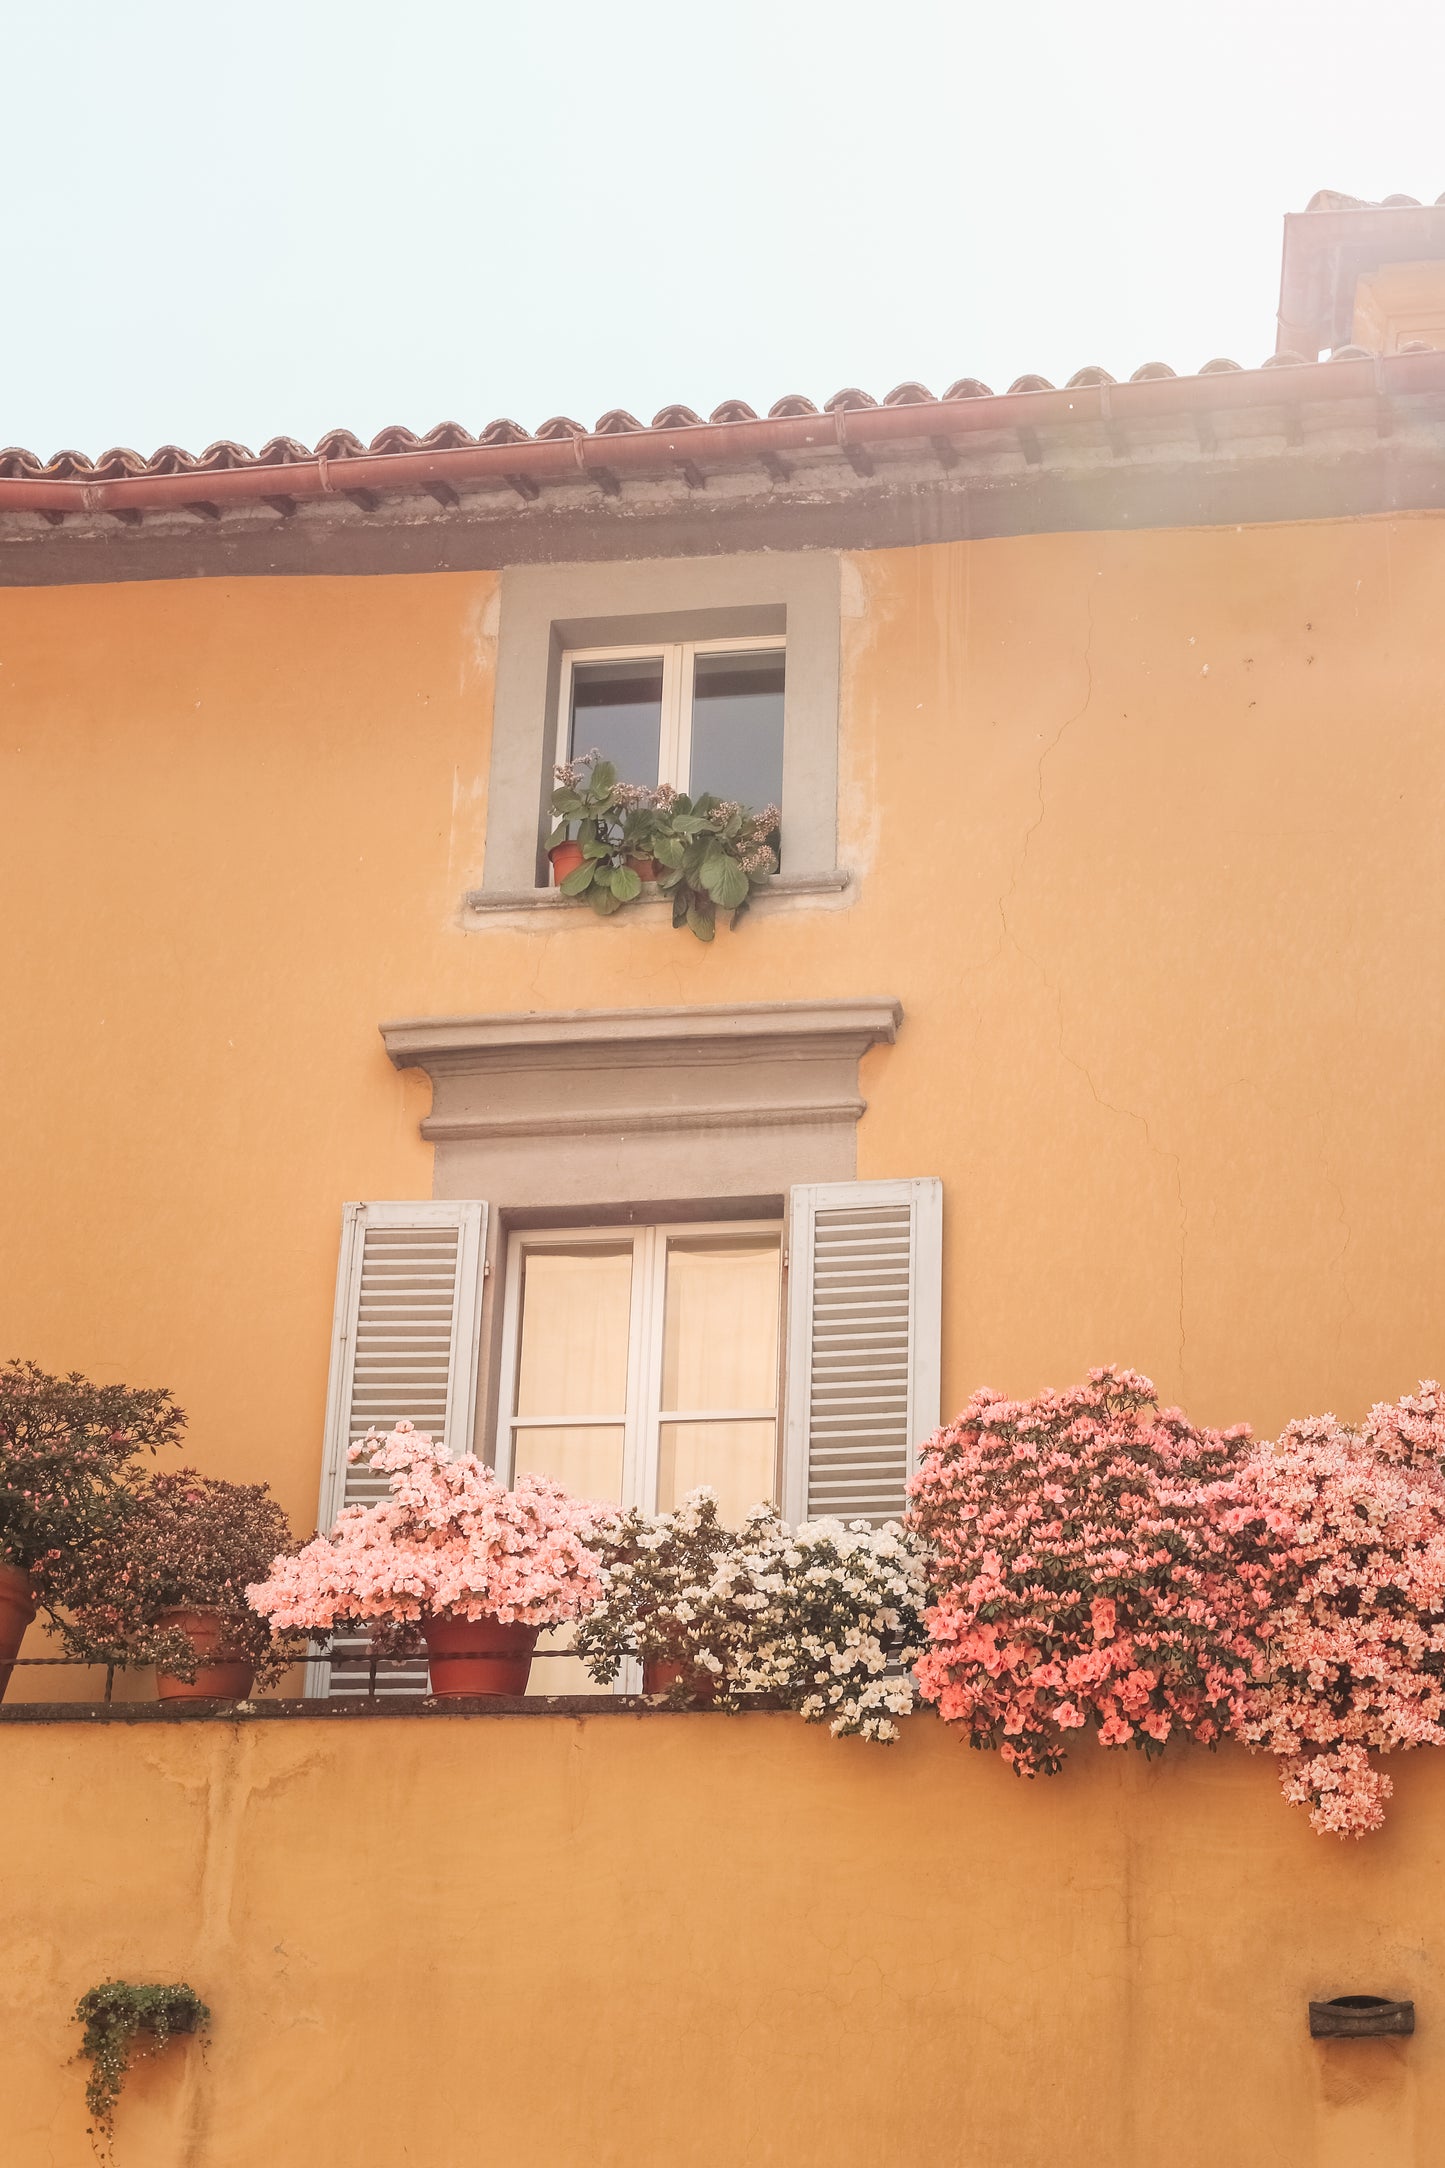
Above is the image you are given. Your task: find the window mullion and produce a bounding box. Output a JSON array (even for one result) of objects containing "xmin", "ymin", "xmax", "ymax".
[
  {"xmin": 619, "ymin": 1228, "xmax": 655, "ymax": 1513},
  {"xmin": 666, "ymin": 644, "xmax": 691, "ymax": 794},
  {"xmin": 632, "ymin": 1226, "xmax": 669, "ymax": 1513}
]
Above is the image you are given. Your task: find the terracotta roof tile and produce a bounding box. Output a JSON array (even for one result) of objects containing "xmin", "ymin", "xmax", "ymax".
[
  {"xmin": 1306, "ymin": 189, "xmax": 1445, "ymax": 211},
  {"xmin": 3, "ymin": 342, "xmax": 1442, "ymax": 523},
  {"xmin": 311, "ymin": 429, "xmax": 368, "ymax": 460}
]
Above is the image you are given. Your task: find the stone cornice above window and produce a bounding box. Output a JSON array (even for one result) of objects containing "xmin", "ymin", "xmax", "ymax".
[{"xmin": 381, "ymin": 999, "xmax": 901, "ymax": 1149}]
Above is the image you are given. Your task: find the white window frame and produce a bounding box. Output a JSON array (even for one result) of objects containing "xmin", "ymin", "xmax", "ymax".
[
  {"xmin": 558, "ymin": 634, "xmax": 786, "ymax": 797},
  {"xmin": 495, "ymin": 1217, "xmax": 786, "ymax": 1515}
]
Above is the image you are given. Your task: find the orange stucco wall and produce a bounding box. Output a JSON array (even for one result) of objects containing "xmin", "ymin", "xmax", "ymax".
[
  {"xmin": 3, "ymin": 521, "xmax": 1444, "ymax": 2161},
  {"xmin": 2, "ymin": 515, "xmax": 1441, "ymax": 1530},
  {"xmin": 2, "ymin": 1709, "xmax": 1441, "ymax": 2168}
]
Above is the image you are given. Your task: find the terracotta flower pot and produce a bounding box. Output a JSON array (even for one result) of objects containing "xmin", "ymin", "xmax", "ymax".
[
  {"xmin": 549, "ymin": 840, "xmax": 585, "ymax": 886},
  {"xmin": 423, "ymin": 1612, "xmax": 539, "ymax": 1698},
  {"xmin": 627, "ymin": 855, "xmax": 660, "ymax": 882},
  {"xmin": 0, "ymin": 1563, "xmax": 36, "ymax": 1703},
  {"xmin": 643, "ymin": 1656, "xmax": 717, "ymax": 1700},
  {"xmin": 155, "ymin": 1607, "xmax": 256, "ymax": 1702}
]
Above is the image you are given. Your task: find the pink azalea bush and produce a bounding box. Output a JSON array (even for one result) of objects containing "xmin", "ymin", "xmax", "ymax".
[
  {"xmin": 247, "ymin": 1422, "xmax": 612, "ymax": 1638},
  {"xmin": 1239, "ymin": 1384, "xmax": 1445, "ymax": 1838},
  {"xmin": 908, "ymin": 1368, "xmax": 1287, "ymax": 1776}
]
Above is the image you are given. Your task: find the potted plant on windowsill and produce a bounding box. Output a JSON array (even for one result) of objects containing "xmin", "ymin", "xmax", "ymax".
[
  {"xmin": 59, "ymin": 1469, "xmax": 304, "ymax": 1701},
  {"xmin": 547, "ymin": 749, "xmax": 621, "ymax": 887},
  {"xmin": 247, "ymin": 1421, "xmax": 613, "ymax": 1698},
  {"xmin": 547, "ymin": 754, "xmax": 780, "ymax": 937},
  {"xmin": 574, "ymin": 1488, "xmax": 741, "ymax": 1701},
  {"xmin": 0, "ymin": 1361, "xmax": 185, "ymax": 1700},
  {"xmin": 650, "ymin": 790, "xmax": 780, "ymax": 940}
]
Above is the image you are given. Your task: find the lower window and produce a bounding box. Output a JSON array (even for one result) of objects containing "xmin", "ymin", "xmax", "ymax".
[{"xmin": 497, "ymin": 1220, "xmax": 783, "ymax": 1524}]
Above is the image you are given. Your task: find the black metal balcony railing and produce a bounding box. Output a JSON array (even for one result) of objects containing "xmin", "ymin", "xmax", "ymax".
[{"xmin": 2, "ymin": 1647, "xmax": 585, "ymax": 1702}]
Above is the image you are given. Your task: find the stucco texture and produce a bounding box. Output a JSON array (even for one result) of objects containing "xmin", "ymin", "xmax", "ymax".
[
  {"xmin": 2, "ymin": 520, "xmax": 1441, "ymax": 1529},
  {"xmin": 2, "ymin": 1710, "xmax": 1441, "ymax": 2167}
]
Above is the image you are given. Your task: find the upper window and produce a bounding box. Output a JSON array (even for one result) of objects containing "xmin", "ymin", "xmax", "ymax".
[
  {"xmin": 497, "ymin": 1220, "xmax": 783, "ymax": 1526},
  {"xmin": 561, "ymin": 637, "xmax": 786, "ymax": 812}
]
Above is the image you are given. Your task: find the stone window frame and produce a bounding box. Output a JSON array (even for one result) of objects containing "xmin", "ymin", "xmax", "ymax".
[{"xmin": 476, "ymin": 550, "xmax": 843, "ymax": 899}]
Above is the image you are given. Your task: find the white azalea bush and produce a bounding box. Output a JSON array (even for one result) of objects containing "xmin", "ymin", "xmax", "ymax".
[
  {"xmin": 712, "ymin": 1507, "xmax": 928, "ymax": 1741},
  {"xmin": 576, "ymin": 1488, "xmax": 928, "ymax": 1742},
  {"xmin": 573, "ymin": 1489, "xmax": 736, "ymax": 1697}
]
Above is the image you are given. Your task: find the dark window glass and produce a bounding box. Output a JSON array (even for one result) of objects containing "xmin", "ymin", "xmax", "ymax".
[
  {"xmin": 569, "ymin": 656, "xmax": 664, "ymax": 784},
  {"xmin": 688, "ymin": 649, "xmax": 785, "ymax": 811}
]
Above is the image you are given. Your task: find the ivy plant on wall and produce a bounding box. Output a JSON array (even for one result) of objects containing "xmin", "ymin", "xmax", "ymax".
[{"xmin": 73, "ymin": 1981, "xmax": 209, "ymax": 2153}]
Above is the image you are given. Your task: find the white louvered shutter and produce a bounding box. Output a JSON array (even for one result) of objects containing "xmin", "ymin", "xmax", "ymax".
[
  {"xmin": 782, "ymin": 1178, "xmax": 942, "ymax": 1527},
  {"xmin": 307, "ymin": 1201, "xmax": 487, "ymax": 1698}
]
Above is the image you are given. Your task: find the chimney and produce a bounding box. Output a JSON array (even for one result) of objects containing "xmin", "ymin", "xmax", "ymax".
[{"xmin": 1276, "ymin": 190, "xmax": 1445, "ymax": 358}]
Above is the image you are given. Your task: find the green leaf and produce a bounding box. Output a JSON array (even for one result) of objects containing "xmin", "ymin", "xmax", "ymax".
[
  {"xmin": 590, "ymin": 759, "xmax": 617, "ymax": 793},
  {"xmin": 560, "ymin": 862, "xmax": 596, "ymax": 895},
  {"xmin": 671, "ymin": 890, "xmax": 690, "ymax": 928},
  {"xmin": 582, "ymin": 837, "xmax": 612, "ymax": 860},
  {"xmin": 701, "ymin": 853, "xmax": 750, "ymax": 908},
  {"xmin": 551, "ymin": 790, "xmax": 584, "ymax": 818},
  {"xmin": 609, "ymin": 863, "xmax": 642, "ymax": 902},
  {"xmin": 590, "ymin": 885, "xmax": 624, "ymax": 915},
  {"xmin": 685, "ymin": 900, "xmax": 716, "ymax": 942}
]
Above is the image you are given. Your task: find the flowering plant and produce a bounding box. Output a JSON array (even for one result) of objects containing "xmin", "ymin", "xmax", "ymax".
[
  {"xmin": 548, "ymin": 752, "xmax": 779, "ymax": 938},
  {"xmin": 709, "ymin": 1506, "xmax": 928, "ymax": 1740},
  {"xmin": 574, "ymin": 1489, "xmax": 739, "ymax": 1695},
  {"xmin": 649, "ymin": 788, "xmax": 780, "ymax": 939},
  {"xmin": 59, "ymin": 1470, "xmax": 303, "ymax": 1687},
  {"xmin": 1239, "ymin": 1383, "xmax": 1445, "ymax": 1837},
  {"xmin": 908, "ymin": 1368, "xmax": 1285, "ymax": 1775},
  {"xmin": 0, "ymin": 1360, "xmax": 183, "ymax": 1603},
  {"xmin": 247, "ymin": 1423, "xmax": 611, "ymax": 1641},
  {"xmin": 576, "ymin": 1489, "xmax": 927, "ymax": 1740},
  {"xmin": 74, "ymin": 1980, "xmax": 209, "ymax": 2150}
]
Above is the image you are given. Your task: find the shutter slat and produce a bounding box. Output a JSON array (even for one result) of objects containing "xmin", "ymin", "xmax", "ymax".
[{"xmin": 308, "ymin": 1201, "xmax": 486, "ymax": 1699}]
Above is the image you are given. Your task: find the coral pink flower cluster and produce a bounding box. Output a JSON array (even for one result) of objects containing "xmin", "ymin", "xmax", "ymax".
[
  {"xmin": 908, "ymin": 1369, "xmax": 1445, "ymax": 1839},
  {"xmin": 907, "ymin": 1368, "xmax": 1289, "ymax": 1779},
  {"xmin": 247, "ymin": 1423, "xmax": 612, "ymax": 1633},
  {"xmin": 1239, "ymin": 1384, "xmax": 1445, "ymax": 1837}
]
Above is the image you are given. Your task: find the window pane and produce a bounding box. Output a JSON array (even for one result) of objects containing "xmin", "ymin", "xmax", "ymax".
[
  {"xmin": 516, "ymin": 1246, "xmax": 632, "ymax": 1417},
  {"xmin": 661, "ymin": 1236, "xmax": 781, "ymax": 1412},
  {"xmin": 512, "ymin": 1423, "xmax": 626, "ymax": 1505},
  {"xmin": 569, "ymin": 656, "xmax": 664, "ymax": 785},
  {"xmin": 658, "ymin": 1420, "xmax": 777, "ymax": 1525},
  {"xmin": 688, "ymin": 649, "xmax": 785, "ymax": 811}
]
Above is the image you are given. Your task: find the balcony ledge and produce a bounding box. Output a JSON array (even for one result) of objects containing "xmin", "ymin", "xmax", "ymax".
[{"xmin": 0, "ymin": 1694, "xmax": 794, "ymax": 1725}]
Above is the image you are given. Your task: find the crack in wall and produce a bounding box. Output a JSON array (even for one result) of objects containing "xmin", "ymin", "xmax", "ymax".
[{"xmin": 994, "ymin": 581, "xmax": 1098, "ymax": 953}]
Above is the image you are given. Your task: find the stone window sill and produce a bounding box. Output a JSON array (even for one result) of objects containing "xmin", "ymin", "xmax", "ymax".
[{"xmin": 461, "ymin": 868, "xmax": 852, "ymax": 925}]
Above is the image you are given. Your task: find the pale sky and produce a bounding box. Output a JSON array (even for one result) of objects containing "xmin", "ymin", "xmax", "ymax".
[{"xmin": 4, "ymin": 0, "xmax": 1443, "ymax": 460}]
